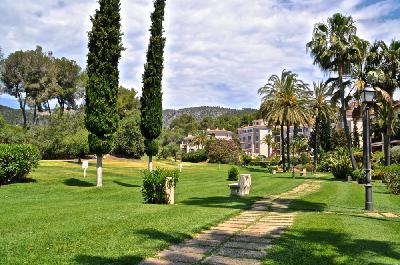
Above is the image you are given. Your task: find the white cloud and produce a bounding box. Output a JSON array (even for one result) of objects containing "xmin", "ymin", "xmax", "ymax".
[{"xmin": 0, "ymin": 0, "xmax": 399, "ymax": 109}]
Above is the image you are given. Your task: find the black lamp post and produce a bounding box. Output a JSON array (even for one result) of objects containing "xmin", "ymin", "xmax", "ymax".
[{"xmin": 361, "ymin": 86, "xmax": 375, "ymax": 211}]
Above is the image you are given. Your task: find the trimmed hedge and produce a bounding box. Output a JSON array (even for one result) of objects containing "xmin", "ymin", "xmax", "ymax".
[
  {"xmin": 182, "ymin": 149, "xmax": 207, "ymax": 163},
  {"xmin": 141, "ymin": 168, "xmax": 179, "ymax": 204},
  {"xmin": 0, "ymin": 144, "xmax": 40, "ymax": 185}
]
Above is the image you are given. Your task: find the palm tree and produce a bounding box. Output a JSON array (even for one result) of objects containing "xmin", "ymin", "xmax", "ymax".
[
  {"xmin": 307, "ymin": 13, "xmax": 364, "ymax": 170},
  {"xmin": 261, "ymin": 134, "xmax": 274, "ymax": 158},
  {"xmin": 366, "ymin": 40, "xmax": 400, "ymax": 166},
  {"xmin": 259, "ymin": 69, "xmax": 312, "ymax": 171},
  {"xmin": 193, "ymin": 130, "xmax": 208, "ymax": 149},
  {"xmin": 310, "ymin": 81, "xmax": 337, "ymax": 170}
]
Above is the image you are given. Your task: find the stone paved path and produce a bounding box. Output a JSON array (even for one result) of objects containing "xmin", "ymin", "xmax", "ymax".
[{"xmin": 140, "ymin": 180, "xmax": 320, "ymax": 265}]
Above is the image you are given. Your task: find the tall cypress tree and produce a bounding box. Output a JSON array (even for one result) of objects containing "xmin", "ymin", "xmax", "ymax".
[
  {"xmin": 85, "ymin": 0, "xmax": 123, "ymax": 187},
  {"xmin": 140, "ymin": 0, "xmax": 166, "ymax": 171}
]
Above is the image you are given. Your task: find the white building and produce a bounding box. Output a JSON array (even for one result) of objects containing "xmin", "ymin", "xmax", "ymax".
[
  {"xmin": 180, "ymin": 128, "xmax": 233, "ymax": 153},
  {"xmin": 238, "ymin": 119, "xmax": 312, "ymax": 158}
]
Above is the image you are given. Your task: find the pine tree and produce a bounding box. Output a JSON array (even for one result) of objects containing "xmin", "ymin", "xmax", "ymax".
[
  {"xmin": 85, "ymin": 0, "xmax": 123, "ymax": 187},
  {"xmin": 140, "ymin": 0, "xmax": 166, "ymax": 171}
]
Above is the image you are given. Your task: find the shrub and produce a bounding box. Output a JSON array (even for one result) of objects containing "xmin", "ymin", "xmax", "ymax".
[
  {"xmin": 372, "ymin": 151, "xmax": 384, "ymax": 166},
  {"xmin": 141, "ymin": 168, "xmax": 180, "ymax": 204},
  {"xmin": 268, "ymin": 157, "xmax": 280, "ymax": 166},
  {"xmin": 372, "ymin": 166, "xmax": 385, "ymax": 181},
  {"xmin": 227, "ymin": 166, "xmax": 239, "ymax": 181},
  {"xmin": 27, "ymin": 112, "xmax": 90, "ymax": 159},
  {"xmin": 381, "ymin": 165, "xmax": 400, "ymax": 195},
  {"xmin": 182, "ymin": 149, "xmax": 207, "ymax": 163},
  {"xmin": 208, "ymin": 139, "xmax": 241, "ymax": 164},
  {"xmin": 391, "ymin": 146, "xmax": 400, "ymax": 164},
  {"xmin": 329, "ymin": 148, "xmax": 352, "ymax": 179},
  {"xmin": 0, "ymin": 144, "xmax": 40, "ymax": 185},
  {"xmin": 249, "ymin": 161, "xmax": 268, "ymax": 168},
  {"xmin": 0, "ymin": 125, "xmax": 26, "ymax": 144},
  {"xmin": 304, "ymin": 163, "xmax": 314, "ymax": 172},
  {"xmin": 242, "ymin": 154, "xmax": 252, "ymax": 166},
  {"xmin": 299, "ymin": 152, "xmax": 310, "ymax": 165},
  {"xmin": 352, "ymin": 169, "xmax": 365, "ymax": 184},
  {"xmin": 266, "ymin": 165, "xmax": 279, "ymax": 173}
]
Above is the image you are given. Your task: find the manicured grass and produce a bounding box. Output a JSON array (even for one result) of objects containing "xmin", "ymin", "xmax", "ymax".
[
  {"xmin": 0, "ymin": 158, "xmax": 302, "ymax": 265},
  {"xmin": 263, "ymin": 178, "xmax": 400, "ymax": 265}
]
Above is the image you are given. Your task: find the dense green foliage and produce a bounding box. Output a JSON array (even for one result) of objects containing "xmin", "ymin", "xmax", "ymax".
[
  {"xmin": 242, "ymin": 154, "xmax": 252, "ymax": 166},
  {"xmin": 113, "ymin": 116, "xmax": 144, "ymax": 159},
  {"xmin": 27, "ymin": 113, "xmax": 89, "ymax": 159},
  {"xmin": 181, "ymin": 149, "xmax": 207, "ymax": 163},
  {"xmin": 0, "ymin": 144, "xmax": 40, "ymax": 185},
  {"xmin": 0, "ymin": 47, "xmax": 84, "ymax": 128},
  {"xmin": 380, "ymin": 164, "xmax": 400, "ymax": 195},
  {"xmin": 0, "ymin": 114, "xmax": 26, "ymax": 144},
  {"xmin": 140, "ymin": 0, "xmax": 166, "ymax": 159},
  {"xmin": 85, "ymin": 0, "xmax": 123, "ymax": 155},
  {"xmin": 141, "ymin": 168, "xmax": 179, "ymax": 204},
  {"xmin": 227, "ymin": 166, "xmax": 239, "ymax": 181},
  {"xmin": 329, "ymin": 148, "xmax": 353, "ymax": 179},
  {"xmin": 208, "ymin": 139, "xmax": 241, "ymax": 164},
  {"xmin": 390, "ymin": 146, "xmax": 400, "ymax": 164}
]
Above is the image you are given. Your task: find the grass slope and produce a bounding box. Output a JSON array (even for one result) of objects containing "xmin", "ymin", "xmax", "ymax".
[{"xmin": 0, "ymin": 159, "xmax": 302, "ymax": 265}]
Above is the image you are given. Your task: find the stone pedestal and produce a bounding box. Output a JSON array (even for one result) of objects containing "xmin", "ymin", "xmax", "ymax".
[
  {"xmin": 300, "ymin": 169, "xmax": 307, "ymax": 177},
  {"xmin": 165, "ymin": 177, "xmax": 174, "ymax": 205},
  {"xmin": 272, "ymin": 170, "xmax": 276, "ymax": 175}
]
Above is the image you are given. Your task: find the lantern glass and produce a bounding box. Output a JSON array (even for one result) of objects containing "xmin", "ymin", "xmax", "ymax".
[{"xmin": 362, "ymin": 87, "xmax": 375, "ymax": 103}]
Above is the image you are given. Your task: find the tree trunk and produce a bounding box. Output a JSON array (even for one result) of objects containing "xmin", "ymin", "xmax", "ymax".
[
  {"xmin": 17, "ymin": 91, "xmax": 27, "ymax": 128},
  {"xmin": 314, "ymin": 116, "xmax": 320, "ymax": 171},
  {"xmin": 384, "ymin": 100, "xmax": 393, "ymax": 166},
  {"xmin": 339, "ymin": 65, "xmax": 357, "ymax": 170},
  {"xmin": 96, "ymin": 155, "xmax": 103, "ymax": 187},
  {"xmin": 286, "ymin": 122, "xmax": 290, "ymax": 171},
  {"xmin": 33, "ymin": 103, "xmax": 37, "ymax": 125},
  {"xmin": 280, "ymin": 124, "xmax": 286, "ymax": 172},
  {"xmin": 148, "ymin": 155, "xmax": 153, "ymax": 172}
]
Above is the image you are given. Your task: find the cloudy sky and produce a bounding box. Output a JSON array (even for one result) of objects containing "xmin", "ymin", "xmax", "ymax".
[{"xmin": 1, "ymin": 0, "xmax": 400, "ymax": 109}]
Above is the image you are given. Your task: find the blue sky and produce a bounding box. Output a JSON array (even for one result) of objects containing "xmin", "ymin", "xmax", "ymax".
[{"xmin": 1, "ymin": 0, "xmax": 400, "ymax": 109}]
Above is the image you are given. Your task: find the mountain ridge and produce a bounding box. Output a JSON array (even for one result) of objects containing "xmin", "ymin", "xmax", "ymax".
[{"xmin": 0, "ymin": 105, "xmax": 257, "ymax": 127}]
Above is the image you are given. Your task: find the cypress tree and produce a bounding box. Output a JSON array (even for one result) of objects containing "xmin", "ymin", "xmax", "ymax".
[
  {"xmin": 140, "ymin": 0, "xmax": 166, "ymax": 171},
  {"xmin": 85, "ymin": 0, "xmax": 123, "ymax": 187}
]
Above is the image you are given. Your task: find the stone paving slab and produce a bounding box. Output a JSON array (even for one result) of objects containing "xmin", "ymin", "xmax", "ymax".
[
  {"xmin": 185, "ymin": 238, "xmax": 222, "ymax": 247},
  {"xmin": 202, "ymin": 255, "xmax": 260, "ymax": 265},
  {"xmin": 217, "ymin": 247, "xmax": 265, "ymax": 259},
  {"xmin": 140, "ymin": 258, "xmax": 192, "ymax": 265},
  {"xmin": 139, "ymin": 180, "xmax": 321, "ymax": 265},
  {"xmin": 380, "ymin": 212, "xmax": 399, "ymax": 218},
  {"xmin": 158, "ymin": 251, "xmax": 203, "ymax": 263}
]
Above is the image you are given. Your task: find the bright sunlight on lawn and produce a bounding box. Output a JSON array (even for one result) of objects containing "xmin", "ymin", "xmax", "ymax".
[{"xmin": 0, "ymin": 158, "xmax": 302, "ymax": 265}]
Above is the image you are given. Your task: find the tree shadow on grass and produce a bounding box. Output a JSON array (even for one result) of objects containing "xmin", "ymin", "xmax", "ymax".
[
  {"xmin": 263, "ymin": 228, "xmax": 400, "ymax": 265},
  {"xmin": 16, "ymin": 177, "xmax": 37, "ymax": 183},
  {"xmin": 64, "ymin": 178, "xmax": 95, "ymax": 187},
  {"xmin": 134, "ymin": 228, "xmax": 191, "ymax": 245},
  {"xmin": 75, "ymin": 255, "xmax": 143, "ymax": 265},
  {"xmin": 180, "ymin": 195, "xmax": 256, "ymax": 210},
  {"xmin": 113, "ymin": 180, "xmax": 140, "ymax": 188}
]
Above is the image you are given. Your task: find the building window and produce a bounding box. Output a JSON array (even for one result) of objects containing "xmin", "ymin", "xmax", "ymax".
[
  {"xmin": 248, "ymin": 136, "xmax": 251, "ymax": 141},
  {"xmin": 256, "ymin": 136, "xmax": 259, "ymax": 141},
  {"xmin": 256, "ymin": 143, "xmax": 260, "ymax": 148}
]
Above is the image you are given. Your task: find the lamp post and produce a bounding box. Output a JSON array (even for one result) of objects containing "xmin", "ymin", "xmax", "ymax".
[{"xmin": 361, "ymin": 86, "xmax": 375, "ymax": 211}]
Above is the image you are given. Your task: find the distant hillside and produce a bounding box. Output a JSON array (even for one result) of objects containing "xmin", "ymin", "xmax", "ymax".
[
  {"xmin": 1, "ymin": 105, "xmax": 257, "ymax": 127},
  {"xmin": 0, "ymin": 105, "xmax": 28, "ymax": 125},
  {"xmin": 163, "ymin": 106, "xmax": 257, "ymax": 127}
]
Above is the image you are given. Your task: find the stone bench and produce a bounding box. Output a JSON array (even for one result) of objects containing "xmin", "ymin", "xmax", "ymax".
[{"xmin": 228, "ymin": 174, "xmax": 251, "ymax": 196}]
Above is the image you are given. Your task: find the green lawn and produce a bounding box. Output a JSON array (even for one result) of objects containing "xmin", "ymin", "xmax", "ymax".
[
  {"xmin": 0, "ymin": 158, "xmax": 303, "ymax": 265},
  {"xmin": 263, "ymin": 178, "xmax": 400, "ymax": 265}
]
